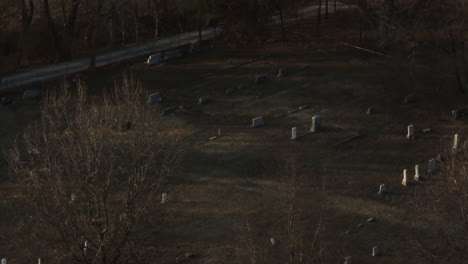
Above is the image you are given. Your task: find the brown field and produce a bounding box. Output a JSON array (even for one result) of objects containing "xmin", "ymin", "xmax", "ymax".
[{"xmin": 1, "ymin": 14, "xmax": 467, "ymax": 264}]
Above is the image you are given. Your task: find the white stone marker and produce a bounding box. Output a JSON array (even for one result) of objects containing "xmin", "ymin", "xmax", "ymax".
[
  {"xmin": 1, "ymin": 258, "xmax": 6, "ymax": 264},
  {"xmin": 428, "ymin": 159, "xmax": 436, "ymax": 174},
  {"xmin": 251, "ymin": 117, "xmax": 264, "ymax": 128},
  {"xmin": 372, "ymin": 247, "xmax": 380, "ymax": 256},
  {"xmin": 218, "ymin": 128, "xmax": 221, "ymax": 137},
  {"xmin": 344, "ymin": 256, "xmax": 352, "ymax": 264},
  {"xmin": 291, "ymin": 127, "xmax": 297, "ymax": 140},
  {"xmin": 311, "ymin": 115, "xmax": 322, "ymax": 132},
  {"xmin": 378, "ymin": 184, "xmax": 387, "ymax": 195},
  {"xmin": 453, "ymin": 134, "xmax": 459, "ymax": 151},
  {"xmin": 414, "ymin": 165, "xmax": 420, "ymax": 181},
  {"xmin": 407, "ymin": 125, "xmax": 415, "ymax": 139},
  {"xmin": 161, "ymin": 193, "xmax": 168, "ymax": 204},
  {"xmin": 38, "ymin": 258, "xmax": 41, "ymax": 264},
  {"xmin": 84, "ymin": 240, "xmax": 88, "ymax": 254},
  {"xmin": 270, "ymin": 237, "xmax": 277, "ymax": 246},
  {"xmin": 402, "ymin": 169, "xmax": 408, "ymax": 186}
]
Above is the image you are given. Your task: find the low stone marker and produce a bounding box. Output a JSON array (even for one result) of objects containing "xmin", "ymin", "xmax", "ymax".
[
  {"xmin": 161, "ymin": 193, "xmax": 168, "ymax": 204},
  {"xmin": 84, "ymin": 240, "xmax": 88, "ymax": 254},
  {"xmin": 251, "ymin": 117, "xmax": 264, "ymax": 128},
  {"xmin": 2, "ymin": 258, "xmax": 6, "ymax": 264},
  {"xmin": 148, "ymin": 92, "xmax": 162, "ymax": 104},
  {"xmin": 372, "ymin": 247, "xmax": 380, "ymax": 256},
  {"xmin": 414, "ymin": 165, "xmax": 420, "ymax": 181},
  {"xmin": 23, "ymin": 89, "xmax": 41, "ymax": 100},
  {"xmin": 277, "ymin": 67, "xmax": 290, "ymax": 78},
  {"xmin": 403, "ymin": 94, "xmax": 416, "ymax": 104},
  {"xmin": 428, "ymin": 159, "xmax": 436, "ymax": 174},
  {"xmin": 225, "ymin": 87, "xmax": 236, "ymax": 96},
  {"xmin": 146, "ymin": 53, "xmax": 163, "ymax": 65},
  {"xmin": 453, "ymin": 133, "xmax": 459, "ymax": 151},
  {"xmin": 378, "ymin": 184, "xmax": 387, "ymax": 195},
  {"xmin": 452, "ymin": 108, "xmax": 468, "ymax": 120},
  {"xmin": 402, "ymin": 169, "xmax": 408, "ymax": 186},
  {"xmin": 198, "ymin": 96, "xmax": 210, "ymax": 105},
  {"xmin": 311, "ymin": 115, "xmax": 322, "ymax": 132},
  {"xmin": 161, "ymin": 107, "xmax": 176, "ymax": 117},
  {"xmin": 366, "ymin": 107, "xmax": 375, "ymax": 115},
  {"xmin": 270, "ymin": 237, "xmax": 277, "ymax": 246},
  {"xmin": 344, "ymin": 256, "xmax": 352, "ymax": 264},
  {"xmin": 407, "ymin": 125, "xmax": 415, "ymax": 140},
  {"xmin": 422, "ymin": 128, "xmax": 432, "ymax": 133},
  {"xmin": 291, "ymin": 127, "xmax": 297, "ymax": 140},
  {"xmin": 254, "ymin": 74, "xmax": 267, "ymax": 85}
]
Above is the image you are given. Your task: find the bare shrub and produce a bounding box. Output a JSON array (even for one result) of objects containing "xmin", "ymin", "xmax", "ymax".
[
  {"xmin": 241, "ymin": 157, "xmax": 326, "ymax": 264},
  {"xmin": 5, "ymin": 75, "xmax": 186, "ymax": 263},
  {"xmin": 413, "ymin": 141, "xmax": 468, "ymax": 262}
]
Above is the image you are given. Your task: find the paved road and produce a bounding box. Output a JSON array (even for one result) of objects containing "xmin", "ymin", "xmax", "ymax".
[
  {"xmin": 0, "ymin": 28, "xmax": 219, "ymax": 91},
  {"xmin": 0, "ymin": 1, "xmax": 355, "ymax": 92}
]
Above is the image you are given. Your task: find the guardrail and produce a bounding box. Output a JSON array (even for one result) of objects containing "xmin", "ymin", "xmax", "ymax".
[{"xmin": 0, "ymin": 27, "xmax": 220, "ymax": 91}]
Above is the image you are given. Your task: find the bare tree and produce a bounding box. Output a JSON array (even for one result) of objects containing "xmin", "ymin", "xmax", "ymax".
[{"xmin": 6, "ymin": 75, "xmax": 186, "ymax": 263}]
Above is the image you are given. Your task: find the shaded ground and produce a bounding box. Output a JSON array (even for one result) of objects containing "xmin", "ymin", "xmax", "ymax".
[{"xmin": 1, "ymin": 12, "xmax": 468, "ymax": 264}]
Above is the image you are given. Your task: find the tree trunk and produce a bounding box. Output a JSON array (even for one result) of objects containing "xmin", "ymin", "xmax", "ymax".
[
  {"xmin": 317, "ymin": 0, "xmax": 322, "ymax": 39},
  {"xmin": 279, "ymin": 6, "xmax": 286, "ymax": 42},
  {"xmin": 134, "ymin": 0, "xmax": 139, "ymax": 42},
  {"xmin": 43, "ymin": 0, "xmax": 70, "ymax": 61},
  {"xmin": 325, "ymin": 0, "xmax": 329, "ymax": 20},
  {"xmin": 450, "ymin": 33, "xmax": 466, "ymax": 94}
]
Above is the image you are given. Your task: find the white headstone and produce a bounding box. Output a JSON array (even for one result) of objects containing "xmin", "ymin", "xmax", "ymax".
[
  {"xmin": 407, "ymin": 125, "xmax": 414, "ymax": 139},
  {"xmin": 311, "ymin": 115, "xmax": 322, "ymax": 132},
  {"xmin": 414, "ymin": 165, "xmax": 420, "ymax": 181},
  {"xmin": 428, "ymin": 159, "xmax": 436, "ymax": 174},
  {"xmin": 38, "ymin": 258, "xmax": 41, "ymax": 264},
  {"xmin": 1, "ymin": 258, "xmax": 6, "ymax": 264},
  {"xmin": 71, "ymin": 193, "xmax": 77, "ymax": 201},
  {"xmin": 344, "ymin": 256, "xmax": 352, "ymax": 264},
  {"xmin": 453, "ymin": 134, "xmax": 459, "ymax": 150},
  {"xmin": 270, "ymin": 237, "xmax": 277, "ymax": 246},
  {"xmin": 291, "ymin": 127, "xmax": 297, "ymax": 140},
  {"xmin": 251, "ymin": 117, "xmax": 264, "ymax": 128},
  {"xmin": 218, "ymin": 128, "xmax": 221, "ymax": 137},
  {"xmin": 378, "ymin": 184, "xmax": 387, "ymax": 195},
  {"xmin": 372, "ymin": 247, "xmax": 380, "ymax": 256},
  {"xmin": 84, "ymin": 240, "xmax": 88, "ymax": 254},
  {"xmin": 161, "ymin": 193, "xmax": 168, "ymax": 204},
  {"xmin": 402, "ymin": 169, "xmax": 408, "ymax": 186}
]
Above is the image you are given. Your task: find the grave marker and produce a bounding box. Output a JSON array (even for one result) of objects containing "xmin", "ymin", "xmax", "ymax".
[
  {"xmin": 291, "ymin": 127, "xmax": 297, "ymax": 140},
  {"xmin": 414, "ymin": 165, "xmax": 420, "ymax": 181},
  {"xmin": 378, "ymin": 184, "xmax": 387, "ymax": 195},
  {"xmin": 428, "ymin": 159, "xmax": 436, "ymax": 174},
  {"xmin": 402, "ymin": 169, "xmax": 408, "ymax": 186},
  {"xmin": 311, "ymin": 115, "xmax": 322, "ymax": 132},
  {"xmin": 161, "ymin": 107, "xmax": 176, "ymax": 117},
  {"xmin": 198, "ymin": 96, "xmax": 210, "ymax": 105},
  {"xmin": 407, "ymin": 125, "xmax": 415, "ymax": 140},
  {"xmin": 251, "ymin": 117, "xmax": 264, "ymax": 128},
  {"xmin": 148, "ymin": 93, "xmax": 162, "ymax": 104},
  {"xmin": 161, "ymin": 193, "xmax": 168, "ymax": 204},
  {"xmin": 453, "ymin": 133, "xmax": 459, "ymax": 151},
  {"xmin": 372, "ymin": 247, "xmax": 380, "ymax": 256}
]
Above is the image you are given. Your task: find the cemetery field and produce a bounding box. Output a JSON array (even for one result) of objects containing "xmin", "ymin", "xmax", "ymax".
[{"xmin": 1, "ymin": 41, "xmax": 467, "ymax": 263}]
